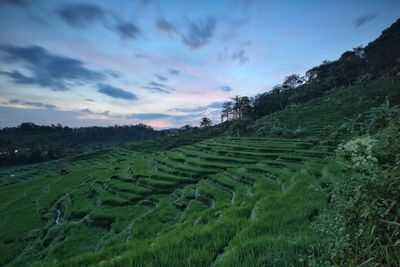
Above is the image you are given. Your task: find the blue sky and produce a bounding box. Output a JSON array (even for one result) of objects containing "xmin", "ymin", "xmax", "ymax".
[{"xmin": 0, "ymin": 0, "xmax": 399, "ymax": 128}]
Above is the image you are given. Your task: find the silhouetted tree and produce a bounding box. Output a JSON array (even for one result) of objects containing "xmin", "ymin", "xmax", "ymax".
[
  {"xmin": 200, "ymin": 117, "xmax": 212, "ymax": 128},
  {"xmin": 283, "ymin": 74, "xmax": 304, "ymax": 89},
  {"xmin": 221, "ymin": 101, "xmax": 233, "ymax": 122}
]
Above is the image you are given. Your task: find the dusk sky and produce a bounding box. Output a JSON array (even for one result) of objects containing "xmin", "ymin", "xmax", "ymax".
[{"xmin": 0, "ymin": 0, "xmax": 399, "ymax": 129}]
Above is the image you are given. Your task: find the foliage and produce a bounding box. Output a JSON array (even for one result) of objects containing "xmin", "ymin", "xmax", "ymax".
[
  {"xmin": 221, "ymin": 19, "xmax": 400, "ymax": 122},
  {"xmin": 336, "ymin": 136, "xmax": 378, "ymax": 172},
  {"xmin": 200, "ymin": 117, "xmax": 212, "ymax": 128},
  {"xmin": 227, "ymin": 118, "xmax": 253, "ymax": 137},
  {"xmin": 1, "ymin": 16, "xmax": 400, "ymax": 267},
  {"xmin": 311, "ymin": 122, "xmax": 400, "ymax": 266},
  {"xmin": 0, "ymin": 137, "xmax": 332, "ymax": 266},
  {"xmin": 221, "ymin": 96, "xmax": 253, "ymax": 122},
  {"xmin": 0, "ymin": 123, "xmax": 158, "ymax": 165}
]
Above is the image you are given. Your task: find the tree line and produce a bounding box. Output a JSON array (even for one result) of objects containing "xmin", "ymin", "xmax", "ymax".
[
  {"xmin": 0, "ymin": 122, "xmax": 158, "ymax": 165},
  {"xmin": 220, "ymin": 19, "xmax": 400, "ymax": 123}
]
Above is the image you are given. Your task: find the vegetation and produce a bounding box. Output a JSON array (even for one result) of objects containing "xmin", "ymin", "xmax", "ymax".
[
  {"xmin": 0, "ymin": 17, "xmax": 399, "ymax": 267},
  {"xmin": 310, "ymin": 105, "xmax": 400, "ymax": 266},
  {"xmin": 0, "ymin": 135, "xmax": 334, "ymax": 266},
  {"xmin": 200, "ymin": 117, "xmax": 213, "ymax": 128},
  {"xmin": 0, "ymin": 123, "xmax": 158, "ymax": 165},
  {"xmin": 220, "ymin": 19, "xmax": 400, "ymax": 124}
]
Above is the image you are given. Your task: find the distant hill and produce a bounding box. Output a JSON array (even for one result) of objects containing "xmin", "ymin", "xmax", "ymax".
[{"xmin": 0, "ymin": 123, "xmax": 159, "ymax": 165}]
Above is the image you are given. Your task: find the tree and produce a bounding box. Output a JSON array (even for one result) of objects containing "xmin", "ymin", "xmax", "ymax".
[
  {"xmin": 221, "ymin": 101, "xmax": 233, "ymax": 122},
  {"xmin": 353, "ymin": 46, "xmax": 365, "ymax": 58},
  {"xmin": 231, "ymin": 95, "xmax": 241, "ymax": 119},
  {"xmin": 200, "ymin": 117, "xmax": 212, "ymax": 128},
  {"xmin": 229, "ymin": 96, "xmax": 253, "ymax": 119},
  {"xmin": 355, "ymin": 73, "xmax": 373, "ymax": 87},
  {"xmin": 271, "ymin": 84, "xmax": 287, "ymax": 109},
  {"xmin": 282, "ymin": 74, "xmax": 304, "ymax": 89}
]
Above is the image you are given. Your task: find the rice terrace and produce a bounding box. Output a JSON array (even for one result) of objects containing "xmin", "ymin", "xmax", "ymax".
[{"xmin": 0, "ymin": 1, "xmax": 399, "ymax": 266}]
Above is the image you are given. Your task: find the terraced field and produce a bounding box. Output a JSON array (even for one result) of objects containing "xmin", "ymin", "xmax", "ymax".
[
  {"xmin": 0, "ymin": 137, "xmax": 336, "ymax": 266},
  {"xmin": 1, "ymin": 78, "xmax": 397, "ymax": 266},
  {"xmin": 253, "ymin": 78, "xmax": 400, "ymax": 138}
]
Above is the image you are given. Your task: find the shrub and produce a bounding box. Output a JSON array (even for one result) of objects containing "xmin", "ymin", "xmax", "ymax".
[
  {"xmin": 336, "ymin": 135, "xmax": 378, "ymax": 173},
  {"xmin": 311, "ymin": 123, "xmax": 400, "ymax": 266}
]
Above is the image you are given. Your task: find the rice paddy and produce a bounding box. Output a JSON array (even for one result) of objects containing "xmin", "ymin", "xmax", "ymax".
[{"xmin": 0, "ymin": 137, "xmax": 335, "ymax": 266}]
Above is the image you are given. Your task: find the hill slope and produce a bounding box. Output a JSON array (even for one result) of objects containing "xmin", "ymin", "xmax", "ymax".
[
  {"xmin": 251, "ymin": 77, "xmax": 400, "ymax": 139},
  {"xmin": 1, "ymin": 136, "xmax": 335, "ymax": 266},
  {"xmin": 0, "ymin": 76, "xmax": 398, "ymax": 266},
  {"xmin": 1, "ymin": 20, "xmax": 400, "ymax": 267}
]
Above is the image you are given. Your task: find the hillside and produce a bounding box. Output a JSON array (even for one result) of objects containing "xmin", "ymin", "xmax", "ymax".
[
  {"xmin": 251, "ymin": 77, "xmax": 400, "ymax": 139},
  {"xmin": 0, "ymin": 75, "xmax": 398, "ymax": 266},
  {"xmin": 0, "ymin": 136, "xmax": 334, "ymax": 266},
  {"xmin": 0, "ymin": 19, "xmax": 399, "ymax": 267},
  {"xmin": 0, "ymin": 123, "xmax": 159, "ymax": 165}
]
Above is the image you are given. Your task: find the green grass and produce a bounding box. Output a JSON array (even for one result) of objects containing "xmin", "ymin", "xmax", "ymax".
[
  {"xmin": 252, "ymin": 77, "xmax": 400, "ymax": 138},
  {"xmin": 0, "ymin": 136, "xmax": 334, "ymax": 266},
  {"xmin": 0, "ymin": 77, "xmax": 397, "ymax": 266}
]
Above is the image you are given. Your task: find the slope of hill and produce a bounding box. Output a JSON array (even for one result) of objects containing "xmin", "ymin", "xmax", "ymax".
[
  {"xmin": 251, "ymin": 77, "xmax": 400, "ymax": 139},
  {"xmin": 0, "ymin": 19, "xmax": 399, "ymax": 267},
  {"xmin": 0, "ymin": 136, "xmax": 335, "ymax": 266},
  {"xmin": 0, "ymin": 75, "xmax": 398, "ymax": 266}
]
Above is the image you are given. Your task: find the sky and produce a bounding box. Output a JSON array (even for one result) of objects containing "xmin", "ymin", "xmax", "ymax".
[{"xmin": 0, "ymin": 0, "xmax": 399, "ymax": 129}]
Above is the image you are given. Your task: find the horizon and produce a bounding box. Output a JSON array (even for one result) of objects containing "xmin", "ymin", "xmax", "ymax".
[{"xmin": 0, "ymin": 0, "xmax": 399, "ymax": 129}]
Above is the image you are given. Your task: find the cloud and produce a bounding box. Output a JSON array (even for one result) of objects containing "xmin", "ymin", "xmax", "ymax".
[
  {"xmin": 156, "ymin": 18, "xmax": 177, "ymax": 36},
  {"xmin": 115, "ymin": 22, "xmax": 141, "ymax": 39},
  {"xmin": 0, "ymin": 44, "xmax": 104, "ymax": 91},
  {"xmin": 235, "ymin": 0, "xmax": 255, "ymax": 8},
  {"xmin": 126, "ymin": 112, "xmax": 201, "ymax": 125},
  {"xmin": 172, "ymin": 101, "xmax": 222, "ymax": 113},
  {"xmin": 79, "ymin": 108, "xmax": 121, "ymax": 119},
  {"xmin": 58, "ymin": 3, "xmax": 141, "ymax": 41},
  {"xmin": 6, "ymin": 99, "xmax": 57, "ymax": 110},
  {"xmin": 220, "ymin": 86, "xmax": 232, "ymax": 92},
  {"xmin": 0, "ymin": 106, "xmax": 130, "ymax": 127},
  {"xmin": 0, "ymin": 70, "xmax": 36, "ymax": 84},
  {"xmin": 353, "ymin": 13, "xmax": 378, "ymax": 28},
  {"xmin": 232, "ymin": 49, "xmax": 249, "ymax": 64},
  {"xmin": 80, "ymin": 108, "xmax": 93, "ymax": 113},
  {"xmin": 154, "ymin": 74, "xmax": 167, "ymax": 81},
  {"xmin": 146, "ymin": 102, "xmax": 223, "ymax": 127},
  {"xmin": 149, "ymin": 81, "xmax": 167, "ymax": 87},
  {"xmin": 97, "ymin": 84, "xmax": 137, "ymax": 100},
  {"xmin": 233, "ymin": 17, "xmax": 250, "ymax": 28},
  {"xmin": 105, "ymin": 70, "xmax": 120, "ymax": 78},
  {"xmin": 223, "ymin": 17, "xmax": 250, "ymax": 41},
  {"xmin": 182, "ymin": 17, "xmax": 217, "ymax": 49},
  {"xmin": 101, "ymin": 110, "xmax": 110, "ymax": 116},
  {"xmin": 142, "ymin": 86, "xmax": 171, "ymax": 94},
  {"xmin": 0, "ymin": 0, "xmax": 28, "ymax": 6},
  {"xmin": 142, "ymin": 81, "xmax": 173, "ymax": 94},
  {"xmin": 126, "ymin": 112, "xmax": 204, "ymax": 128},
  {"xmin": 127, "ymin": 113, "xmax": 172, "ymax": 120},
  {"xmin": 58, "ymin": 3, "xmax": 106, "ymax": 29},
  {"xmin": 169, "ymin": 69, "xmax": 180, "ymax": 75},
  {"xmin": 135, "ymin": 53, "xmax": 150, "ymax": 59}
]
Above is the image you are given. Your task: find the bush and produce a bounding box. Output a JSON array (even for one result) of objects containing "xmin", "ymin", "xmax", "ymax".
[
  {"xmin": 336, "ymin": 136, "xmax": 378, "ymax": 173},
  {"xmin": 311, "ymin": 122, "xmax": 400, "ymax": 266}
]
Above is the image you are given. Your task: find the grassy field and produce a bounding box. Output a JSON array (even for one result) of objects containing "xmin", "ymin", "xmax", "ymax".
[
  {"xmin": 0, "ymin": 78, "xmax": 398, "ymax": 266},
  {"xmin": 0, "ymin": 136, "xmax": 337, "ymax": 266},
  {"xmin": 252, "ymin": 77, "xmax": 400, "ymax": 138}
]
